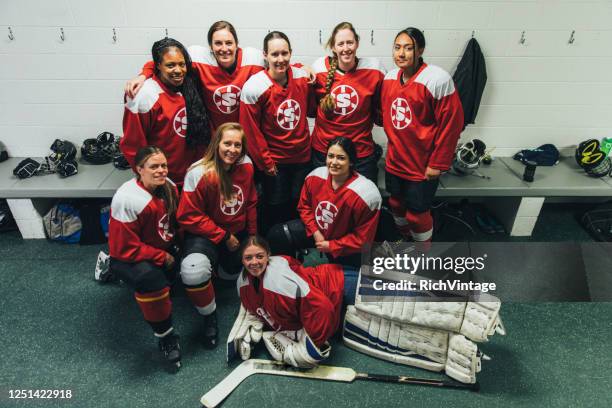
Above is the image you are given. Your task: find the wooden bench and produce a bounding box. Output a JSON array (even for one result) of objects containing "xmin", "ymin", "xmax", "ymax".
[
  {"xmin": 3, "ymin": 155, "xmax": 612, "ymax": 239},
  {"xmin": 0, "ymin": 158, "xmax": 132, "ymax": 238}
]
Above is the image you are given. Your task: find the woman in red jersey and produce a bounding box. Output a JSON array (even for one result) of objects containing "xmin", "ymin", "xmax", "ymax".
[{"xmin": 380, "ymin": 27, "xmax": 463, "ymax": 242}]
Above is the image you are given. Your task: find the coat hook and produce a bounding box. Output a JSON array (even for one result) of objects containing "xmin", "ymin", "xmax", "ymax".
[
  {"xmin": 370, "ymin": 30, "xmax": 374, "ymax": 45},
  {"xmin": 165, "ymin": 28, "xmax": 168, "ymax": 38},
  {"xmin": 471, "ymin": 30, "xmax": 475, "ymax": 39},
  {"xmin": 112, "ymin": 28, "xmax": 117, "ymax": 44},
  {"xmin": 568, "ymin": 30, "xmax": 575, "ymax": 45},
  {"xmin": 319, "ymin": 30, "xmax": 322, "ymax": 45},
  {"xmin": 59, "ymin": 27, "xmax": 65, "ymax": 42},
  {"xmin": 8, "ymin": 26, "xmax": 15, "ymax": 41},
  {"xmin": 519, "ymin": 30, "xmax": 526, "ymax": 45}
]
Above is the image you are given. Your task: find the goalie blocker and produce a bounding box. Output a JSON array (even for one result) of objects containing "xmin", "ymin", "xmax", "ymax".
[{"xmin": 343, "ymin": 269, "xmax": 505, "ymax": 384}]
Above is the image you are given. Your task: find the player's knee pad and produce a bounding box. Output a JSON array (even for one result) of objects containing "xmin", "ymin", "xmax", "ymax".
[
  {"xmin": 180, "ymin": 253, "xmax": 212, "ymax": 286},
  {"xmin": 129, "ymin": 262, "xmax": 168, "ymax": 293}
]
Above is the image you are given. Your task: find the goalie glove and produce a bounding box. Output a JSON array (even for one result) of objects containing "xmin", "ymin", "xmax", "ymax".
[
  {"xmin": 262, "ymin": 329, "xmax": 331, "ymax": 369},
  {"xmin": 226, "ymin": 304, "xmax": 264, "ymax": 363}
]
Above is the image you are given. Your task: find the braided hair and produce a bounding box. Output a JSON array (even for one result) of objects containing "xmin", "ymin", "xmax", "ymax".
[
  {"xmin": 319, "ymin": 22, "xmax": 360, "ymax": 115},
  {"xmin": 152, "ymin": 38, "xmax": 210, "ymax": 147},
  {"xmin": 134, "ymin": 146, "xmax": 178, "ymax": 234}
]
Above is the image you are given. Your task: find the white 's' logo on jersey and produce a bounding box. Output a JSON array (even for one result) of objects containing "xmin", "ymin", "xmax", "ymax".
[
  {"xmin": 213, "ymin": 85, "xmax": 241, "ymax": 114},
  {"xmin": 391, "ymin": 97, "xmax": 412, "ymax": 130},
  {"xmin": 276, "ymin": 99, "xmax": 301, "ymax": 130},
  {"xmin": 157, "ymin": 213, "xmax": 174, "ymax": 241},
  {"xmin": 315, "ymin": 201, "xmax": 339, "ymax": 230},
  {"xmin": 331, "ymin": 84, "xmax": 359, "ymax": 116},
  {"xmin": 173, "ymin": 107, "xmax": 188, "ymax": 138},
  {"xmin": 220, "ymin": 184, "xmax": 244, "ymax": 215}
]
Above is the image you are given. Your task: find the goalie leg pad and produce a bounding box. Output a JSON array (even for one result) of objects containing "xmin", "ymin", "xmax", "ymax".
[
  {"xmin": 263, "ymin": 329, "xmax": 330, "ymax": 369},
  {"xmin": 343, "ymin": 306, "xmax": 482, "ymax": 383}
]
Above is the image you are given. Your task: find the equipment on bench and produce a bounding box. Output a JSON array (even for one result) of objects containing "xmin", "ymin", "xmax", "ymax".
[
  {"xmin": 513, "ymin": 143, "xmax": 559, "ymax": 166},
  {"xmin": 81, "ymin": 132, "xmax": 119, "ymax": 165},
  {"xmin": 451, "ymin": 139, "xmax": 490, "ymax": 179},
  {"xmin": 575, "ymin": 139, "xmax": 612, "ymax": 178}
]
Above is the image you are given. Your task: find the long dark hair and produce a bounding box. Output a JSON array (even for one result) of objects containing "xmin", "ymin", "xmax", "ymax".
[
  {"xmin": 152, "ymin": 38, "xmax": 210, "ymax": 147},
  {"xmin": 134, "ymin": 146, "xmax": 178, "ymax": 232},
  {"xmin": 327, "ymin": 136, "xmax": 357, "ymax": 170},
  {"xmin": 395, "ymin": 27, "xmax": 426, "ymax": 67},
  {"xmin": 196, "ymin": 122, "xmax": 247, "ymax": 201},
  {"xmin": 320, "ymin": 22, "xmax": 360, "ymax": 115}
]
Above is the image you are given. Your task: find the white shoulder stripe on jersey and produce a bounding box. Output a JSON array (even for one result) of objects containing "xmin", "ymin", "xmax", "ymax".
[
  {"xmin": 415, "ymin": 64, "xmax": 455, "ymax": 100},
  {"xmin": 242, "ymin": 47, "xmax": 266, "ymax": 67},
  {"xmin": 347, "ymin": 174, "xmax": 383, "ymax": 211},
  {"xmin": 125, "ymin": 79, "xmax": 163, "ymax": 114},
  {"xmin": 263, "ymin": 257, "xmax": 310, "ymax": 299},
  {"xmin": 357, "ymin": 57, "xmax": 386, "ymax": 74},
  {"xmin": 312, "ymin": 57, "xmax": 328, "ymax": 74},
  {"xmin": 111, "ymin": 178, "xmax": 152, "ymax": 223},
  {"xmin": 188, "ymin": 45, "xmax": 216, "ymax": 65},
  {"xmin": 183, "ymin": 162, "xmax": 207, "ymax": 193},
  {"xmin": 238, "ymin": 155, "xmax": 253, "ymax": 166},
  {"xmin": 240, "ymin": 71, "xmax": 273, "ymax": 104},
  {"xmin": 306, "ymin": 166, "xmax": 329, "ymax": 180},
  {"xmin": 384, "ymin": 68, "xmax": 401, "ymax": 81},
  {"xmin": 291, "ymin": 66, "xmax": 309, "ymax": 79}
]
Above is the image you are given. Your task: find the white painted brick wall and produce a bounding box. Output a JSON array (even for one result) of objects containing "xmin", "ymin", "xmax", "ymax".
[{"xmin": 0, "ymin": 0, "xmax": 611, "ymax": 157}]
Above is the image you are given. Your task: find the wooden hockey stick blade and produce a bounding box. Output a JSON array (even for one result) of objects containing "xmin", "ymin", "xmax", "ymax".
[{"xmin": 201, "ymin": 359, "xmax": 257, "ymax": 408}]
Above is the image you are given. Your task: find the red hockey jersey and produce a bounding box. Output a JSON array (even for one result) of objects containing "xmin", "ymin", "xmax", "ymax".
[
  {"xmin": 140, "ymin": 47, "xmax": 265, "ymax": 131},
  {"xmin": 381, "ymin": 64, "xmax": 464, "ymax": 181},
  {"xmin": 109, "ymin": 178, "xmax": 176, "ymax": 266},
  {"xmin": 311, "ymin": 56, "xmax": 385, "ymax": 158},
  {"xmin": 238, "ymin": 255, "xmax": 344, "ymax": 346},
  {"xmin": 239, "ymin": 67, "xmax": 312, "ymax": 172},
  {"xmin": 121, "ymin": 76, "xmax": 205, "ymax": 184},
  {"xmin": 176, "ymin": 156, "xmax": 257, "ymax": 243},
  {"xmin": 298, "ymin": 167, "xmax": 381, "ymax": 258}
]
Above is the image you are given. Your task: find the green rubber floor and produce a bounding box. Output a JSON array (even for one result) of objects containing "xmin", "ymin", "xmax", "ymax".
[{"xmin": 0, "ymin": 203, "xmax": 610, "ymax": 408}]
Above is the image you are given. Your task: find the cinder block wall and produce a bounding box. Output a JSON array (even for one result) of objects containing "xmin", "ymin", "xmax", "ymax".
[{"xmin": 1, "ymin": 0, "xmax": 611, "ymax": 157}]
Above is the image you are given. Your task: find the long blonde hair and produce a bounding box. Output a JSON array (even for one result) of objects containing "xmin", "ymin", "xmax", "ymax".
[
  {"xmin": 320, "ymin": 22, "xmax": 360, "ymax": 115},
  {"xmin": 197, "ymin": 122, "xmax": 247, "ymax": 200}
]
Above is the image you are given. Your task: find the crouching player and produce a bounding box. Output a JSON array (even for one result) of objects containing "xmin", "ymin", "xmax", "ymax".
[
  {"xmin": 108, "ymin": 146, "xmax": 182, "ymax": 370},
  {"xmin": 227, "ymin": 236, "xmax": 351, "ymax": 368}
]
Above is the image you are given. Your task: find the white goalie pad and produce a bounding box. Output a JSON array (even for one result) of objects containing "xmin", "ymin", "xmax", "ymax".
[
  {"xmin": 343, "ymin": 306, "xmax": 482, "ymax": 384},
  {"xmin": 226, "ymin": 304, "xmax": 264, "ymax": 363},
  {"xmin": 356, "ymin": 269, "xmax": 506, "ymax": 342},
  {"xmin": 262, "ymin": 329, "xmax": 331, "ymax": 369}
]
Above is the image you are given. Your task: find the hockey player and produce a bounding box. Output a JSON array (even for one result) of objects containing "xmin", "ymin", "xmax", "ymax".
[
  {"xmin": 121, "ymin": 38, "xmax": 210, "ymax": 185},
  {"xmin": 239, "ymin": 31, "xmax": 313, "ymax": 229},
  {"xmin": 108, "ymin": 146, "xmax": 182, "ymax": 370},
  {"xmin": 267, "ymin": 137, "xmax": 381, "ymax": 268},
  {"xmin": 227, "ymin": 236, "xmax": 346, "ymax": 368},
  {"xmin": 125, "ymin": 21, "xmax": 265, "ymax": 132},
  {"xmin": 380, "ymin": 27, "xmax": 463, "ymax": 242},
  {"xmin": 311, "ymin": 22, "xmax": 386, "ymax": 183},
  {"xmin": 176, "ymin": 122, "xmax": 257, "ymax": 348}
]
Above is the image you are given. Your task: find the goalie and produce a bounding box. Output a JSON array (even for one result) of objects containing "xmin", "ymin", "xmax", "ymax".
[{"xmin": 227, "ymin": 235, "xmax": 353, "ymax": 368}]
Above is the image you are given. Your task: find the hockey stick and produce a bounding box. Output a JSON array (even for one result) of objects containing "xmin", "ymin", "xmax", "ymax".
[{"xmin": 201, "ymin": 359, "xmax": 479, "ymax": 407}]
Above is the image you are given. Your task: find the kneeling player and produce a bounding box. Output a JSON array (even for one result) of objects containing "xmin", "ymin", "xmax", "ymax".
[
  {"xmin": 227, "ymin": 236, "xmax": 353, "ymax": 368},
  {"xmin": 267, "ymin": 137, "xmax": 381, "ymax": 267},
  {"xmin": 176, "ymin": 122, "xmax": 257, "ymax": 348},
  {"xmin": 108, "ymin": 146, "xmax": 183, "ymax": 370}
]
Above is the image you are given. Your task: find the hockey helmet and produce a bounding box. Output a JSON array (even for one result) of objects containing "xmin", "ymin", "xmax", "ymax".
[
  {"xmin": 112, "ymin": 152, "xmax": 131, "ymax": 170},
  {"xmin": 81, "ymin": 132, "xmax": 118, "ymax": 165},
  {"xmin": 575, "ymin": 139, "xmax": 611, "ymax": 177},
  {"xmin": 48, "ymin": 139, "xmax": 77, "ymax": 164},
  {"xmin": 13, "ymin": 158, "xmax": 42, "ymax": 179},
  {"xmin": 56, "ymin": 159, "xmax": 79, "ymax": 178},
  {"xmin": 452, "ymin": 139, "xmax": 487, "ymax": 175}
]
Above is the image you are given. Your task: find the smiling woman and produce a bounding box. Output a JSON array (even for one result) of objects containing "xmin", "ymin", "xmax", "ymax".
[
  {"xmin": 239, "ymin": 31, "xmax": 313, "ymax": 230},
  {"xmin": 120, "ymin": 38, "xmax": 210, "ymax": 186},
  {"xmin": 176, "ymin": 122, "xmax": 258, "ymax": 349}
]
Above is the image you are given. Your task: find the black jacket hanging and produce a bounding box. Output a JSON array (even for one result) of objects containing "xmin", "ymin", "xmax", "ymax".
[{"xmin": 453, "ymin": 38, "xmax": 487, "ymax": 130}]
